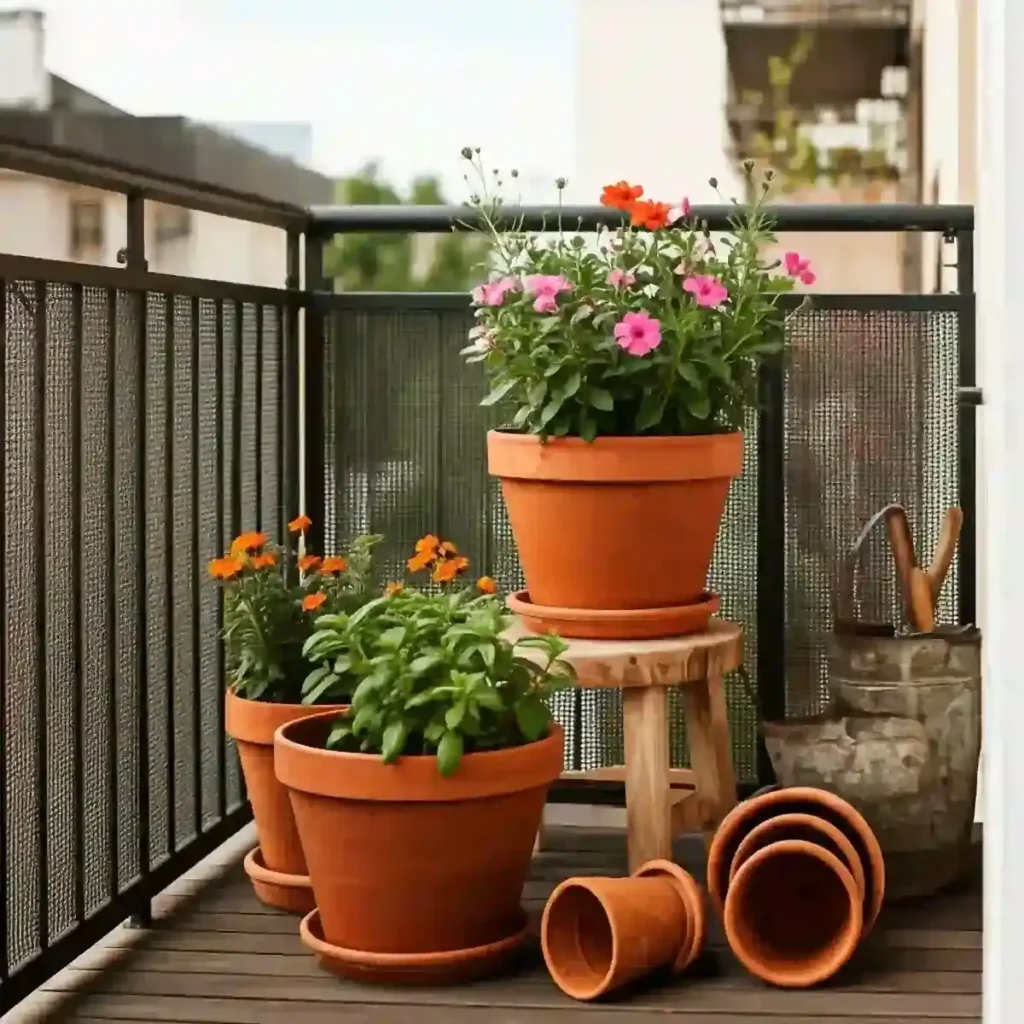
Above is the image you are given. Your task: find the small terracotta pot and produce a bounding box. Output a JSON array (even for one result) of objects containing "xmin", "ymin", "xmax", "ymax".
[
  {"xmin": 707, "ymin": 786, "xmax": 885, "ymax": 936},
  {"xmin": 724, "ymin": 839, "xmax": 863, "ymax": 987},
  {"xmin": 224, "ymin": 689, "xmax": 346, "ymax": 911},
  {"xmin": 275, "ymin": 711, "xmax": 563, "ymax": 983},
  {"xmin": 487, "ymin": 431, "xmax": 743, "ymax": 638},
  {"xmin": 541, "ymin": 859, "xmax": 704, "ymax": 1001}
]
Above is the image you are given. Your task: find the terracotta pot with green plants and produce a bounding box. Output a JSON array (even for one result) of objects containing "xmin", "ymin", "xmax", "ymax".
[
  {"xmin": 274, "ymin": 536, "xmax": 572, "ymax": 984},
  {"xmin": 461, "ymin": 151, "xmax": 813, "ymax": 639},
  {"xmin": 210, "ymin": 516, "xmax": 381, "ymax": 913}
]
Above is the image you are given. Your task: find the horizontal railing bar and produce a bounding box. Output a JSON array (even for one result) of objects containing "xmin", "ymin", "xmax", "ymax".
[
  {"xmin": 307, "ymin": 203, "xmax": 974, "ymax": 235},
  {"xmin": 0, "ymin": 254, "xmax": 302, "ymax": 307},
  {"xmin": 0, "ymin": 135, "xmax": 309, "ymax": 230},
  {"xmin": 313, "ymin": 291, "xmax": 968, "ymax": 312}
]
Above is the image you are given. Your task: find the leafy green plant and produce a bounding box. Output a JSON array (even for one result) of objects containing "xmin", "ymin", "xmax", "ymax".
[
  {"xmin": 460, "ymin": 151, "xmax": 813, "ymax": 441},
  {"xmin": 302, "ymin": 534, "xmax": 575, "ymax": 775},
  {"xmin": 209, "ymin": 516, "xmax": 382, "ymax": 703}
]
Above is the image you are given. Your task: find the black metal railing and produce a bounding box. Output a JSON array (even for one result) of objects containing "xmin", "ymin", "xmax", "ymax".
[
  {"xmin": 0, "ymin": 134, "xmax": 977, "ymax": 1013},
  {"xmin": 304, "ymin": 202, "xmax": 976, "ymax": 799}
]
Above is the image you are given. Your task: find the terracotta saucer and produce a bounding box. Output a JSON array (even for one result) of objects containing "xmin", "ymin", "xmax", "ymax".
[
  {"xmin": 506, "ymin": 591, "xmax": 720, "ymax": 640},
  {"xmin": 243, "ymin": 847, "xmax": 315, "ymax": 915},
  {"xmin": 299, "ymin": 908, "xmax": 530, "ymax": 986}
]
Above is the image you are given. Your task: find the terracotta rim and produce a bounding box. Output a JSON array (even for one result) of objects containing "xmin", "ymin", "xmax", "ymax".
[
  {"xmin": 243, "ymin": 846, "xmax": 311, "ymax": 890},
  {"xmin": 224, "ymin": 688, "xmax": 347, "ymax": 746},
  {"xmin": 727, "ymin": 812, "xmax": 867, "ymax": 900},
  {"xmin": 707, "ymin": 787, "xmax": 885, "ymax": 936},
  {"xmin": 723, "ymin": 839, "xmax": 863, "ymax": 988},
  {"xmin": 633, "ymin": 859, "xmax": 704, "ymax": 972},
  {"xmin": 486, "ymin": 430, "xmax": 744, "ymax": 483},
  {"xmin": 506, "ymin": 590, "xmax": 720, "ymax": 641},
  {"xmin": 299, "ymin": 907, "xmax": 529, "ymax": 975},
  {"xmin": 275, "ymin": 711, "xmax": 564, "ymax": 803}
]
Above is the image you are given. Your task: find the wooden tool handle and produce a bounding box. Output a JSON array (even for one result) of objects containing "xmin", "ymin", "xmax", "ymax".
[
  {"xmin": 908, "ymin": 566, "xmax": 936, "ymax": 632},
  {"xmin": 886, "ymin": 507, "xmax": 918, "ymax": 605},
  {"xmin": 926, "ymin": 507, "xmax": 963, "ymax": 600}
]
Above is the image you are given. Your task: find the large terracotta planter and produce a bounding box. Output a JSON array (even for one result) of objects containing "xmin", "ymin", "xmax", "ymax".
[
  {"xmin": 724, "ymin": 839, "xmax": 863, "ymax": 987},
  {"xmin": 224, "ymin": 690, "xmax": 346, "ymax": 913},
  {"xmin": 275, "ymin": 710, "xmax": 563, "ymax": 984},
  {"xmin": 487, "ymin": 430, "xmax": 743, "ymax": 639},
  {"xmin": 541, "ymin": 859, "xmax": 705, "ymax": 1001}
]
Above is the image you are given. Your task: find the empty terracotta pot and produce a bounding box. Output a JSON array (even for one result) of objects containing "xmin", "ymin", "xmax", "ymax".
[
  {"xmin": 707, "ymin": 786, "xmax": 885, "ymax": 937},
  {"xmin": 224, "ymin": 689, "xmax": 346, "ymax": 913},
  {"xmin": 541, "ymin": 859, "xmax": 705, "ymax": 1001},
  {"xmin": 276, "ymin": 711, "xmax": 563, "ymax": 984},
  {"xmin": 487, "ymin": 430, "xmax": 743, "ymax": 638},
  {"xmin": 724, "ymin": 839, "xmax": 863, "ymax": 987}
]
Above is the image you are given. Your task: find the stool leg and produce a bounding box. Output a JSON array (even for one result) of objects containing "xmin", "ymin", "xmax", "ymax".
[
  {"xmin": 681, "ymin": 673, "xmax": 738, "ymax": 848},
  {"xmin": 622, "ymin": 686, "xmax": 671, "ymax": 873}
]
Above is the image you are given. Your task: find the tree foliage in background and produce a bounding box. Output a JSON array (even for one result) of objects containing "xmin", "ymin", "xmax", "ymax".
[{"xmin": 323, "ymin": 161, "xmax": 489, "ymax": 291}]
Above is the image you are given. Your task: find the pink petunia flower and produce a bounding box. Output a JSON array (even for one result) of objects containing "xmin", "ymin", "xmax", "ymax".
[
  {"xmin": 784, "ymin": 251, "xmax": 816, "ymax": 286},
  {"xmin": 471, "ymin": 277, "xmax": 518, "ymax": 307},
  {"xmin": 613, "ymin": 311, "xmax": 662, "ymax": 356},
  {"xmin": 683, "ymin": 274, "xmax": 729, "ymax": 309},
  {"xmin": 607, "ymin": 268, "xmax": 636, "ymax": 289},
  {"xmin": 523, "ymin": 274, "xmax": 574, "ymax": 313},
  {"xmin": 669, "ymin": 197, "xmax": 692, "ymax": 224}
]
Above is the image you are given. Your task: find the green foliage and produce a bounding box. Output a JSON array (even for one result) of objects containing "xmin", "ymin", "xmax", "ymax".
[
  {"xmin": 302, "ymin": 585, "xmax": 574, "ymax": 776},
  {"xmin": 461, "ymin": 156, "xmax": 806, "ymax": 440},
  {"xmin": 323, "ymin": 161, "xmax": 489, "ymax": 291},
  {"xmin": 210, "ymin": 526, "xmax": 382, "ymax": 704}
]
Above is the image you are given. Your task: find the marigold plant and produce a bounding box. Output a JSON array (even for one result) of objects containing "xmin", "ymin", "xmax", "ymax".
[
  {"xmin": 210, "ymin": 517, "xmax": 382, "ymax": 703},
  {"xmin": 302, "ymin": 535, "xmax": 574, "ymax": 775},
  {"xmin": 460, "ymin": 150, "xmax": 812, "ymax": 440}
]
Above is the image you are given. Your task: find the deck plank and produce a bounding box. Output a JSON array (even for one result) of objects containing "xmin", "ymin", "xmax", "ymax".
[{"xmin": 37, "ymin": 826, "xmax": 980, "ymax": 1022}]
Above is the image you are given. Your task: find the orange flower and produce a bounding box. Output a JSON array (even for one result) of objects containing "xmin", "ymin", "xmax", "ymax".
[
  {"xmin": 298, "ymin": 554, "xmax": 321, "ymax": 573},
  {"xmin": 407, "ymin": 551, "xmax": 434, "ymax": 573},
  {"xmin": 288, "ymin": 514, "xmax": 312, "ymax": 534},
  {"xmin": 601, "ymin": 180, "xmax": 644, "ymax": 211},
  {"xmin": 439, "ymin": 540, "xmax": 459, "ymax": 556},
  {"xmin": 433, "ymin": 555, "xmax": 469, "ymax": 583},
  {"xmin": 209, "ymin": 555, "xmax": 244, "ymax": 580},
  {"xmin": 320, "ymin": 556, "xmax": 348, "ymax": 574},
  {"xmin": 250, "ymin": 552, "xmax": 276, "ymax": 570},
  {"xmin": 415, "ymin": 534, "xmax": 440, "ymax": 555},
  {"xmin": 477, "ymin": 576, "xmax": 497, "ymax": 595},
  {"xmin": 230, "ymin": 530, "xmax": 268, "ymax": 555},
  {"xmin": 628, "ymin": 200, "xmax": 672, "ymax": 231},
  {"xmin": 385, "ymin": 581, "xmax": 404, "ymax": 597},
  {"xmin": 302, "ymin": 592, "xmax": 327, "ymax": 612}
]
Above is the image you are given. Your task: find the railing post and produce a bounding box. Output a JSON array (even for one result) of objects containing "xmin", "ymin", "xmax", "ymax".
[
  {"xmin": 302, "ymin": 231, "xmax": 327, "ymax": 555},
  {"xmin": 956, "ymin": 228, "xmax": 977, "ymax": 629},
  {"xmin": 282, "ymin": 231, "xmax": 302, "ymax": 564}
]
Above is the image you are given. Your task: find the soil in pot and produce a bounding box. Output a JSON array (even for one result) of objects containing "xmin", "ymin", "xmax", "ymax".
[
  {"xmin": 724, "ymin": 839, "xmax": 863, "ymax": 987},
  {"xmin": 487, "ymin": 431, "xmax": 743, "ymax": 638},
  {"xmin": 540, "ymin": 859, "xmax": 704, "ymax": 1001},
  {"xmin": 707, "ymin": 786, "xmax": 885, "ymax": 937},
  {"xmin": 225, "ymin": 689, "xmax": 346, "ymax": 913},
  {"xmin": 275, "ymin": 711, "xmax": 563, "ymax": 983}
]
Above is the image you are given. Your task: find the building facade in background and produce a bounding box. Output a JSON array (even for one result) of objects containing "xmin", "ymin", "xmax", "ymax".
[{"xmin": 0, "ymin": 8, "xmax": 333, "ymax": 287}]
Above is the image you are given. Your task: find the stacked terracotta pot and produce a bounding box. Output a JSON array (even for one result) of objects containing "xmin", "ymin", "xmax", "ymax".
[{"xmin": 707, "ymin": 786, "xmax": 886, "ymax": 988}]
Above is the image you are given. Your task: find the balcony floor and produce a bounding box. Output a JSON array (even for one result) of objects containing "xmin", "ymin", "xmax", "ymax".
[{"xmin": 26, "ymin": 824, "xmax": 980, "ymax": 1023}]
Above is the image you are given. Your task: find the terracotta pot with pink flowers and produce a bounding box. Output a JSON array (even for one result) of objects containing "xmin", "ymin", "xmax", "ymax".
[
  {"xmin": 210, "ymin": 516, "xmax": 382, "ymax": 913},
  {"xmin": 460, "ymin": 152, "xmax": 815, "ymax": 640}
]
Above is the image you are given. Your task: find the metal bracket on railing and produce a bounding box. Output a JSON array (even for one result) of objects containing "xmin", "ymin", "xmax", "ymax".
[{"xmin": 959, "ymin": 386, "xmax": 984, "ymax": 406}]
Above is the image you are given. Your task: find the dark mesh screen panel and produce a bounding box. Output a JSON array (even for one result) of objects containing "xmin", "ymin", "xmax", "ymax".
[{"xmin": 783, "ymin": 305, "xmax": 961, "ymax": 716}]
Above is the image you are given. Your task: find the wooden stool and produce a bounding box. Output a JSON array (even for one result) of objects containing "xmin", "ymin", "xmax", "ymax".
[{"xmin": 511, "ymin": 619, "xmax": 743, "ymax": 873}]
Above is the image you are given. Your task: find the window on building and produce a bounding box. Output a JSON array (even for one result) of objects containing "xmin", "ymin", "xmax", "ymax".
[{"xmin": 69, "ymin": 199, "xmax": 104, "ymax": 258}]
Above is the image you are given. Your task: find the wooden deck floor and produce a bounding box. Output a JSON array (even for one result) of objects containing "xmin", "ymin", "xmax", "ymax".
[{"xmin": 24, "ymin": 824, "xmax": 981, "ymax": 1023}]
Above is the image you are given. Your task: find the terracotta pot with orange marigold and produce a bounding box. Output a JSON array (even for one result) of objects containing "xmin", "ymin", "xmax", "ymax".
[
  {"xmin": 211, "ymin": 519, "xmax": 381, "ymax": 913},
  {"xmin": 276, "ymin": 536, "xmax": 573, "ymax": 983},
  {"xmin": 460, "ymin": 152, "xmax": 815, "ymax": 639}
]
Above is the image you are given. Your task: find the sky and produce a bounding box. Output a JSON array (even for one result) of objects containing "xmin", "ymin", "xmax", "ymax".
[{"xmin": 12, "ymin": 0, "xmax": 576, "ymax": 199}]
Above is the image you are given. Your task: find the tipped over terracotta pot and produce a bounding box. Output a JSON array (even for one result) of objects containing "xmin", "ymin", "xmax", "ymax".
[
  {"xmin": 541, "ymin": 859, "xmax": 706, "ymax": 1001},
  {"xmin": 487, "ymin": 430, "xmax": 743, "ymax": 639},
  {"xmin": 275, "ymin": 710, "xmax": 563, "ymax": 984},
  {"xmin": 224, "ymin": 689, "xmax": 347, "ymax": 914}
]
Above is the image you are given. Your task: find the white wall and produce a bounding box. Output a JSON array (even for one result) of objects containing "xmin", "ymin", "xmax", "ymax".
[{"xmin": 574, "ymin": 0, "xmax": 743, "ymax": 206}]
